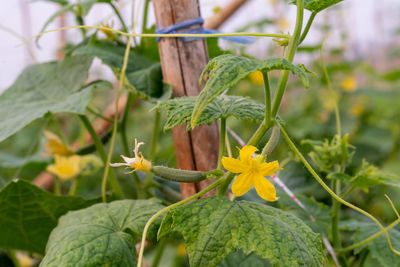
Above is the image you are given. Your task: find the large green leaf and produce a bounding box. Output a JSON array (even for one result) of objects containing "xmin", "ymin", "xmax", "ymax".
[
  {"xmin": 218, "ymin": 249, "xmax": 272, "ymax": 267},
  {"xmin": 158, "ymin": 95, "xmax": 265, "ymax": 131},
  {"xmin": 352, "ymin": 224, "xmax": 400, "ymax": 266},
  {"xmin": 73, "ymin": 40, "xmax": 171, "ymax": 102},
  {"xmin": 159, "ymin": 196, "xmax": 325, "ymax": 267},
  {"xmin": 0, "ymin": 55, "xmax": 93, "ymax": 142},
  {"xmin": 0, "ymin": 180, "xmax": 96, "ymax": 254},
  {"xmin": 291, "ymin": 0, "xmax": 343, "ymax": 13},
  {"xmin": 40, "ymin": 199, "xmax": 164, "ymax": 267},
  {"xmin": 191, "ymin": 55, "xmax": 309, "ymax": 127}
]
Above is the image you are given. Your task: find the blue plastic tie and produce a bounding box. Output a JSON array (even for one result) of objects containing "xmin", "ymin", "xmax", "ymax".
[{"xmin": 155, "ymin": 17, "xmax": 254, "ymax": 44}]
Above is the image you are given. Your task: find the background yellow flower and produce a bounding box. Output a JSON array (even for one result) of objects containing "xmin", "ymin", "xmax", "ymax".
[{"xmin": 46, "ymin": 155, "xmax": 81, "ymax": 181}]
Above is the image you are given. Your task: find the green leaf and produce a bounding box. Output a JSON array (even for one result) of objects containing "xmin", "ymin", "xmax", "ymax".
[
  {"xmin": 73, "ymin": 40, "xmax": 171, "ymax": 102},
  {"xmin": 0, "ymin": 55, "xmax": 93, "ymax": 142},
  {"xmin": 278, "ymin": 194, "xmax": 331, "ymax": 235},
  {"xmin": 40, "ymin": 199, "xmax": 164, "ymax": 267},
  {"xmin": 291, "ymin": 0, "xmax": 343, "ymax": 13},
  {"xmin": 158, "ymin": 95, "xmax": 265, "ymax": 131},
  {"xmin": 328, "ymin": 160, "xmax": 400, "ymax": 190},
  {"xmin": 158, "ymin": 196, "xmax": 325, "ymax": 267},
  {"xmin": 218, "ymin": 249, "xmax": 272, "ymax": 267},
  {"xmin": 191, "ymin": 55, "xmax": 309, "ymax": 127},
  {"xmin": 0, "ymin": 179, "xmax": 95, "ymax": 254},
  {"xmin": 0, "ymin": 153, "xmax": 48, "ymax": 169},
  {"xmin": 352, "ymin": 224, "xmax": 400, "ymax": 266}
]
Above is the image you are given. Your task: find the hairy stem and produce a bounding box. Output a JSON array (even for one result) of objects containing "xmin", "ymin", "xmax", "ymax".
[
  {"xmin": 262, "ymin": 70, "xmax": 271, "ymax": 127},
  {"xmin": 217, "ymin": 118, "xmax": 227, "ymax": 170},
  {"xmin": 271, "ymin": 0, "xmax": 304, "ymax": 117},
  {"xmin": 261, "ymin": 125, "xmax": 280, "ymax": 156}
]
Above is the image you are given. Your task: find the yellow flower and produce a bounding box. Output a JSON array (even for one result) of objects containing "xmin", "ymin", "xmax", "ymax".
[
  {"xmin": 249, "ymin": 71, "xmax": 264, "ymax": 85},
  {"xmin": 46, "ymin": 155, "xmax": 81, "ymax": 181},
  {"xmin": 43, "ymin": 130, "xmax": 73, "ymax": 157},
  {"xmin": 110, "ymin": 139, "xmax": 152, "ymax": 173},
  {"xmin": 222, "ymin": 146, "xmax": 279, "ymax": 201},
  {"xmin": 341, "ymin": 76, "xmax": 358, "ymax": 92}
]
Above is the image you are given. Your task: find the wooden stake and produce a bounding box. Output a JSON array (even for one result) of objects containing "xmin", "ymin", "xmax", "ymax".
[
  {"xmin": 204, "ymin": 0, "xmax": 248, "ymax": 30},
  {"xmin": 153, "ymin": 0, "xmax": 219, "ymax": 199}
]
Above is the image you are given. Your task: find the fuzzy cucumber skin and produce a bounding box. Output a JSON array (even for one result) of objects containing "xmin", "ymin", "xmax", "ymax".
[{"xmin": 151, "ymin": 166, "xmax": 206, "ymax": 182}]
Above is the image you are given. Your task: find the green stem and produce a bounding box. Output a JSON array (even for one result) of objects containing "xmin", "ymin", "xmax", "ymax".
[
  {"xmin": 79, "ymin": 115, "xmax": 123, "ymax": 200},
  {"xmin": 246, "ymin": 0, "xmax": 304, "ymax": 149},
  {"xmin": 26, "ymin": 25, "xmax": 291, "ymax": 45},
  {"xmin": 225, "ymin": 131, "xmax": 232, "ymax": 158},
  {"xmin": 217, "ymin": 172, "xmax": 236, "ymax": 196},
  {"xmin": 152, "ymin": 238, "xmax": 167, "ymax": 267},
  {"xmin": 217, "ymin": 118, "xmax": 227, "ymax": 170},
  {"xmin": 109, "ymin": 2, "xmax": 128, "ymax": 33},
  {"xmin": 321, "ymin": 38, "xmax": 341, "ymax": 138},
  {"xmin": 298, "ymin": 12, "xmax": 317, "ymax": 45},
  {"xmin": 120, "ymin": 93, "xmax": 135, "ymax": 156},
  {"xmin": 100, "ymin": 13, "xmax": 136, "ymax": 203},
  {"xmin": 87, "ymin": 106, "xmax": 114, "ymax": 123},
  {"xmin": 262, "ymin": 70, "xmax": 271, "ymax": 127},
  {"xmin": 261, "ymin": 125, "xmax": 280, "ymax": 156},
  {"xmin": 137, "ymin": 179, "xmax": 223, "ymax": 267},
  {"xmin": 54, "ymin": 177, "xmax": 61, "ymax": 195},
  {"xmin": 331, "ymin": 180, "xmax": 341, "ymax": 248},
  {"xmin": 271, "ymin": 0, "xmax": 304, "ymax": 118},
  {"xmin": 69, "ymin": 176, "xmax": 80, "ymax": 196},
  {"xmin": 278, "ymin": 121, "xmax": 400, "ymax": 256},
  {"xmin": 75, "ymin": 15, "xmax": 86, "ymax": 38},
  {"xmin": 145, "ymin": 110, "xmax": 161, "ymax": 186},
  {"xmin": 119, "ymin": 94, "xmax": 141, "ymax": 199},
  {"xmin": 339, "ymin": 217, "xmax": 400, "ymax": 253},
  {"xmin": 142, "ymin": 0, "xmax": 150, "ymax": 33}
]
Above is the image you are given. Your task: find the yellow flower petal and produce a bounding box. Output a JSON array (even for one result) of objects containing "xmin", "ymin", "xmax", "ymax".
[
  {"xmin": 43, "ymin": 130, "xmax": 73, "ymax": 156},
  {"xmin": 254, "ymin": 174, "xmax": 277, "ymax": 201},
  {"xmin": 239, "ymin": 145, "xmax": 258, "ymax": 163},
  {"xmin": 46, "ymin": 155, "xmax": 81, "ymax": 181},
  {"xmin": 231, "ymin": 172, "xmax": 254, "ymax": 196},
  {"xmin": 259, "ymin": 160, "xmax": 279, "ymax": 176},
  {"xmin": 221, "ymin": 157, "xmax": 248, "ymax": 173}
]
